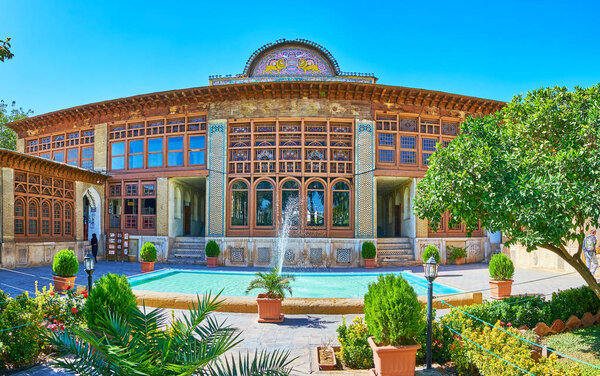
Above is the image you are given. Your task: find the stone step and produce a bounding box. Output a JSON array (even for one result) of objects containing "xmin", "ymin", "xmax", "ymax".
[
  {"xmin": 377, "ymin": 238, "xmax": 411, "ymax": 243},
  {"xmin": 378, "ymin": 253, "xmax": 414, "ymax": 261},
  {"xmin": 377, "ymin": 249, "xmax": 413, "ymax": 256},
  {"xmin": 171, "ymin": 248, "xmax": 205, "ymax": 255},
  {"xmin": 171, "ymin": 252, "xmax": 205, "ymax": 259},
  {"xmin": 167, "ymin": 257, "xmax": 207, "ymax": 265},
  {"xmin": 173, "ymin": 243, "xmax": 204, "ymax": 250},
  {"xmin": 174, "ymin": 236, "xmax": 205, "ymax": 242},
  {"xmin": 378, "ymin": 260, "xmax": 421, "ymax": 267},
  {"xmin": 377, "ymin": 243, "xmax": 412, "ymax": 250}
]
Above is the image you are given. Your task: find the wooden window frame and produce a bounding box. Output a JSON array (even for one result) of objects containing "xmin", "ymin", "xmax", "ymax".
[
  {"xmin": 25, "ymin": 128, "xmax": 94, "ymax": 169},
  {"xmin": 105, "ymin": 179, "xmax": 157, "ymax": 235}
]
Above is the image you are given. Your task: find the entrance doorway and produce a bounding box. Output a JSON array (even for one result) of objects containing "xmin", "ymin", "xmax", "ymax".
[
  {"xmin": 183, "ymin": 203, "xmax": 192, "ymax": 235},
  {"xmin": 169, "ymin": 177, "xmax": 206, "ymax": 238},
  {"xmin": 83, "ymin": 187, "xmax": 102, "ymax": 241},
  {"xmin": 376, "ymin": 177, "xmax": 412, "ymax": 238}
]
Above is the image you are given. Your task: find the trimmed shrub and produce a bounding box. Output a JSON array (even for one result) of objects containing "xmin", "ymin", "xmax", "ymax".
[
  {"xmin": 52, "ymin": 249, "xmax": 79, "ymax": 277},
  {"xmin": 549, "ymin": 285, "xmax": 600, "ymax": 321},
  {"xmin": 361, "ymin": 241, "xmax": 376, "ymax": 259},
  {"xmin": 336, "ymin": 316, "xmax": 373, "ymax": 369},
  {"xmin": 364, "ymin": 274, "xmax": 425, "ymax": 346},
  {"xmin": 205, "ymin": 240, "xmax": 220, "ymax": 257},
  {"xmin": 489, "ymin": 253, "xmax": 514, "ymax": 280},
  {"xmin": 84, "ymin": 273, "xmax": 137, "ymax": 331},
  {"xmin": 422, "ymin": 245, "xmax": 440, "ymax": 264},
  {"xmin": 140, "ymin": 242, "xmax": 157, "ymax": 262}
]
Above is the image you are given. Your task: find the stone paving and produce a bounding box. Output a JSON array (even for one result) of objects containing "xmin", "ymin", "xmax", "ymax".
[{"xmin": 2, "ymin": 261, "xmax": 590, "ymax": 375}]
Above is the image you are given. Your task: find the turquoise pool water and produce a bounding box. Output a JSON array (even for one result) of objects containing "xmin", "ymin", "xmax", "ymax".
[{"xmin": 129, "ymin": 269, "xmax": 462, "ymax": 298}]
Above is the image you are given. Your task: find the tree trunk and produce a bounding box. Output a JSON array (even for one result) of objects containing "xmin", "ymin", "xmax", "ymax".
[{"xmin": 557, "ymin": 251, "xmax": 600, "ymax": 301}]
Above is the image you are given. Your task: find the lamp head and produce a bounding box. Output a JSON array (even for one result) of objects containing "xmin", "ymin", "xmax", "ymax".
[
  {"xmin": 84, "ymin": 251, "xmax": 95, "ymax": 275},
  {"xmin": 424, "ymin": 256, "xmax": 439, "ymax": 282}
]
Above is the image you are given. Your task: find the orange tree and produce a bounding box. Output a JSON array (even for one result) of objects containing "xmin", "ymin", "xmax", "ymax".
[{"xmin": 413, "ymin": 85, "xmax": 600, "ymax": 299}]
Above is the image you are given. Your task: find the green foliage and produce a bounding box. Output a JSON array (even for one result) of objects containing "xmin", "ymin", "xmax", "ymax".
[
  {"xmin": 549, "ymin": 285, "xmax": 600, "ymax": 321},
  {"xmin": 49, "ymin": 293, "xmax": 295, "ymax": 376},
  {"xmin": 0, "ymin": 291, "xmax": 44, "ymax": 368},
  {"xmin": 449, "ymin": 321, "xmax": 581, "ymax": 375},
  {"xmin": 442, "ymin": 285, "xmax": 600, "ymax": 333},
  {"xmin": 35, "ymin": 282, "xmax": 86, "ymax": 328},
  {"xmin": 0, "ymin": 37, "xmax": 14, "ymax": 62},
  {"xmin": 140, "ymin": 242, "xmax": 157, "ymax": 262},
  {"xmin": 364, "ymin": 274, "xmax": 425, "ymax": 346},
  {"xmin": 422, "ymin": 245, "xmax": 440, "ymax": 263},
  {"xmin": 52, "ymin": 249, "xmax": 79, "ymax": 277},
  {"xmin": 413, "ymin": 85, "xmax": 600, "ymax": 297},
  {"xmin": 542, "ymin": 326, "xmax": 600, "ymax": 376},
  {"xmin": 84, "ymin": 273, "xmax": 137, "ymax": 331},
  {"xmin": 336, "ymin": 317, "xmax": 373, "ymax": 369},
  {"xmin": 361, "ymin": 241, "xmax": 376, "ymax": 259},
  {"xmin": 488, "ymin": 253, "xmax": 514, "ymax": 280},
  {"xmin": 447, "ymin": 245, "xmax": 466, "ymax": 262},
  {"xmin": 0, "ymin": 100, "xmax": 32, "ymax": 150},
  {"xmin": 205, "ymin": 240, "xmax": 220, "ymax": 257},
  {"xmin": 245, "ymin": 268, "xmax": 295, "ymax": 299}
]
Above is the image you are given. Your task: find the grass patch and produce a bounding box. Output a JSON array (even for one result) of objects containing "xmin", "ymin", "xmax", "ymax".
[{"xmin": 542, "ymin": 325, "xmax": 600, "ymax": 376}]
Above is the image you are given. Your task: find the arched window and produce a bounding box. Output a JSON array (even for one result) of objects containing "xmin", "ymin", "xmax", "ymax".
[
  {"xmin": 53, "ymin": 202, "xmax": 62, "ymax": 235},
  {"xmin": 14, "ymin": 198, "xmax": 25, "ymax": 235},
  {"xmin": 255, "ymin": 180, "xmax": 273, "ymax": 227},
  {"xmin": 41, "ymin": 201, "xmax": 50, "ymax": 235},
  {"xmin": 281, "ymin": 180, "xmax": 299, "ymax": 227},
  {"xmin": 64, "ymin": 203, "xmax": 73, "ymax": 235},
  {"xmin": 332, "ymin": 181, "xmax": 351, "ymax": 227},
  {"xmin": 231, "ymin": 180, "xmax": 248, "ymax": 226},
  {"xmin": 306, "ymin": 181, "xmax": 325, "ymax": 227},
  {"xmin": 28, "ymin": 200, "xmax": 39, "ymax": 235}
]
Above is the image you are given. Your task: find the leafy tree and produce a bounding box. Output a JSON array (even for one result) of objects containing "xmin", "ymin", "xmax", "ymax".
[
  {"xmin": 0, "ymin": 100, "xmax": 32, "ymax": 150},
  {"xmin": 414, "ymin": 85, "xmax": 600, "ymax": 299},
  {"xmin": 0, "ymin": 37, "xmax": 14, "ymax": 62}
]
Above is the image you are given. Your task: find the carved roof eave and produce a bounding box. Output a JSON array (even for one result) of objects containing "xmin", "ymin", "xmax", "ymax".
[
  {"xmin": 0, "ymin": 148, "xmax": 108, "ymax": 185},
  {"xmin": 8, "ymin": 82, "xmax": 506, "ymax": 137}
]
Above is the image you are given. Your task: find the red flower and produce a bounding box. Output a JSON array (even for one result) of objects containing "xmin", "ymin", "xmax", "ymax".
[
  {"xmin": 50, "ymin": 292, "xmax": 55, "ymax": 296},
  {"xmin": 71, "ymin": 307, "xmax": 78, "ymax": 314},
  {"xmin": 507, "ymin": 322, "xmax": 512, "ymax": 327},
  {"xmin": 81, "ymin": 290, "xmax": 88, "ymax": 298}
]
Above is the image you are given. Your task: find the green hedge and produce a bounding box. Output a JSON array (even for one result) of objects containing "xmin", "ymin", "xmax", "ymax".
[
  {"xmin": 52, "ymin": 249, "xmax": 79, "ymax": 277},
  {"xmin": 361, "ymin": 241, "xmax": 376, "ymax": 259},
  {"xmin": 84, "ymin": 274, "xmax": 137, "ymax": 331},
  {"xmin": 422, "ymin": 245, "xmax": 440, "ymax": 263},
  {"xmin": 205, "ymin": 241, "xmax": 220, "ymax": 257},
  {"xmin": 140, "ymin": 242, "xmax": 157, "ymax": 262},
  {"xmin": 489, "ymin": 253, "xmax": 514, "ymax": 280}
]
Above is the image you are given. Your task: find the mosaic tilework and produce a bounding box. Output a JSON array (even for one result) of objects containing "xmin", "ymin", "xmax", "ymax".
[
  {"xmin": 252, "ymin": 46, "xmax": 333, "ymax": 77},
  {"xmin": 355, "ymin": 120, "xmax": 375, "ymax": 237},
  {"xmin": 336, "ymin": 248, "xmax": 351, "ymax": 264},
  {"xmin": 207, "ymin": 120, "xmax": 227, "ymax": 236},
  {"xmin": 257, "ymin": 247, "xmax": 271, "ymax": 264},
  {"xmin": 309, "ymin": 248, "xmax": 323, "ymax": 265},
  {"xmin": 230, "ymin": 247, "xmax": 245, "ymax": 263}
]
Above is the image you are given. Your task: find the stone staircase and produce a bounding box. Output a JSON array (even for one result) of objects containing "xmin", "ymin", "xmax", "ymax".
[
  {"xmin": 376, "ymin": 238, "xmax": 418, "ymax": 267},
  {"xmin": 167, "ymin": 237, "xmax": 206, "ymax": 264}
]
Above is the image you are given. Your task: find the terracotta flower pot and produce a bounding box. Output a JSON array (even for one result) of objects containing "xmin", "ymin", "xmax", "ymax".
[
  {"xmin": 489, "ymin": 279, "xmax": 513, "ymax": 300},
  {"xmin": 368, "ymin": 336, "xmax": 420, "ymax": 376},
  {"xmin": 364, "ymin": 258, "xmax": 376, "ymax": 269},
  {"xmin": 206, "ymin": 256, "xmax": 218, "ymax": 267},
  {"xmin": 256, "ymin": 293, "xmax": 284, "ymax": 323},
  {"xmin": 141, "ymin": 261, "xmax": 155, "ymax": 273},
  {"xmin": 53, "ymin": 275, "xmax": 77, "ymax": 292},
  {"xmin": 453, "ymin": 257, "xmax": 466, "ymax": 265},
  {"xmin": 316, "ymin": 345, "xmax": 337, "ymax": 371}
]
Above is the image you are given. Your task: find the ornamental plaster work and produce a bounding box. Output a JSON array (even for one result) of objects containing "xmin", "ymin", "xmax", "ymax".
[
  {"xmin": 466, "ymin": 238, "xmax": 484, "ymax": 263},
  {"xmin": 207, "ymin": 120, "xmax": 227, "ymax": 237}
]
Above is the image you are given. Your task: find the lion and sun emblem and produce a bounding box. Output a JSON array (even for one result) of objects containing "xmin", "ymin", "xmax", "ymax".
[{"xmin": 262, "ymin": 57, "xmax": 321, "ymax": 74}]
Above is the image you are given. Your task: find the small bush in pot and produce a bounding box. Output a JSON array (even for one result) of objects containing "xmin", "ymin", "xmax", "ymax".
[
  {"xmin": 422, "ymin": 245, "xmax": 440, "ymax": 264},
  {"xmin": 364, "ymin": 274, "xmax": 425, "ymax": 376},
  {"xmin": 52, "ymin": 249, "xmax": 79, "ymax": 291},
  {"xmin": 205, "ymin": 240, "xmax": 220, "ymax": 267},
  {"xmin": 246, "ymin": 268, "xmax": 295, "ymax": 323},
  {"xmin": 336, "ymin": 316, "xmax": 373, "ymax": 369},
  {"xmin": 84, "ymin": 273, "xmax": 137, "ymax": 331},
  {"xmin": 488, "ymin": 253, "xmax": 515, "ymax": 299},
  {"xmin": 140, "ymin": 242, "xmax": 157, "ymax": 272},
  {"xmin": 361, "ymin": 241, "xmax": 377, "ymax": 269},
  {"xmin": 447, "ymin": 245, "xmax": 467, "ymax": 264}
]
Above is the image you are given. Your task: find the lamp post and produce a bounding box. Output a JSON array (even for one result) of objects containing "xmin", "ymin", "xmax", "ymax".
[
  {"xmin": 84, "ymin": 250, "xmax": 95, "ymax": 292},
  {"xmin": 424, "ymin": 256, "xmax": 439, "ymax": 370}
]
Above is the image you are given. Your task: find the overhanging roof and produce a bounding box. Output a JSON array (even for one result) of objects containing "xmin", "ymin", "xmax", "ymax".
[{"xmin": 8, "ymin": 81, "xmax": 506, "ymax": 137}]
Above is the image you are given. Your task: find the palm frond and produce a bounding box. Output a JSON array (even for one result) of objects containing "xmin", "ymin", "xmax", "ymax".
[{"xmin": 204, "ymin": 349, "xmax": 295, "ymax": 376}]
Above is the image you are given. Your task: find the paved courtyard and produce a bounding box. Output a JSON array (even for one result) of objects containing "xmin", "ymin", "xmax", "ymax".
[{"xmin": 1, "ymin": 261, "xmax": 589, "ymax": 375}]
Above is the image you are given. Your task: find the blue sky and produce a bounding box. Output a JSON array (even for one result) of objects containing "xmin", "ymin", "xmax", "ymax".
[{"xmin": 1, "ymin": 1, "xmax": 599, "ymax": 115}]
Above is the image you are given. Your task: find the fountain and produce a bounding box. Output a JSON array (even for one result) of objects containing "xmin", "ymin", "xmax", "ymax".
[{"xmin": 273, "ymin": 196, "xmax": 299, "ymax": 274}]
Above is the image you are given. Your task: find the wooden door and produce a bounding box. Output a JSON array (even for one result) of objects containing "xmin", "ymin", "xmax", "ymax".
[
  {"xmin": 184, "ymin": 204, "xmax": 191, "ymax": 235},
  {"xmin": 395, "ymin": 205, "xmax": 402, "ymax": 237}
]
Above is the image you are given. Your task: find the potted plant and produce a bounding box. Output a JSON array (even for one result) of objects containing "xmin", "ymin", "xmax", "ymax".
[
  {"xmin": 489, "ymin": 253, "xmax": 515, "ymax": 299},
  {"xmin": 316, "ymin": 343, "xmax": 337, "ymax": 371},
  {"xmin": 364, "ymin": 274, "xmax": 425, "ymax": 376},
  {"xmin": 205, "ymin": 240, "xmax": 220, "ymax": 267},
  {"xmin": 447, "ymin": 245, "xmax": 467, "ymax": 265},
  {"xmin": 52, "ymin": 249, "xmax": 79, "ymax": 292},
  {"xmin": 422, "ymin": 245, "xmax": 440, "ymax": 264},
  {"xmin": 362, "ymin": 241, "xmax": 377, "ymax": 269},
  {"xmin": 245, "ymin": 268, "xmax": 295, "ymax": 323},
  {"xmin": 140, "ymin": 242, "xmax": 157, "ymax": 273}
]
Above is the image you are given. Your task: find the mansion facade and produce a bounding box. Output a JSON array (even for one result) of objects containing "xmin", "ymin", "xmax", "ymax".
[{"xmin": 1, "ymin": 39, "xmax": 505, "ymax": 269}]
